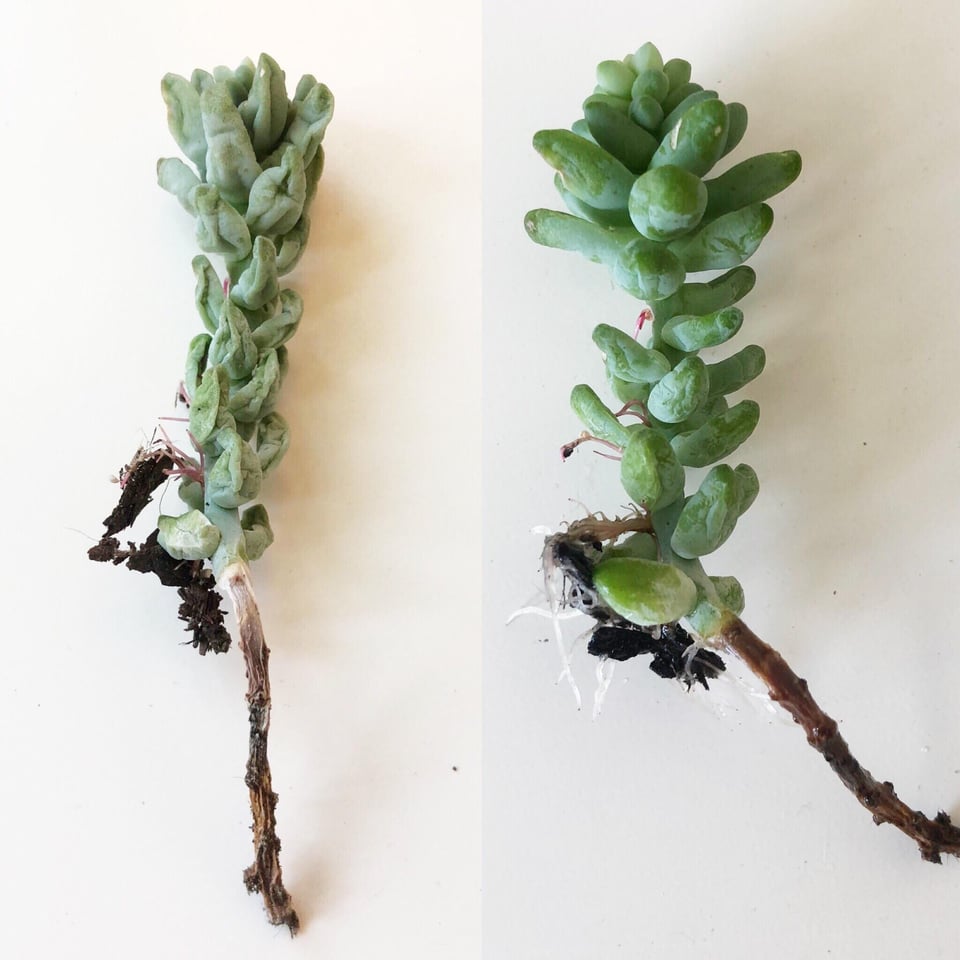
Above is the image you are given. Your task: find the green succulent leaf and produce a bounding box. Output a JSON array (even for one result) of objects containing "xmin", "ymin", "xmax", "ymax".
[
  {"xmin": 647, "ymin": 355, "xmax": 708, "ymax": 423},
  {"xmin": 670, "ymin": 399, "xmax": 760, "ymax": 467},
  {"xmin": 241, "ymin": 503, "xmax": 275, "ymax": 561},
  {"xmin": 620, "ymin": 427, "xmax": 685, "ymax": 510},
  {"xmin": 594, "ymin": 556, "xmax": 698, "ymax": 626},
  {"xmin": 532, "ymin": 128, "xmax": 636, "ymax": 210},
  {"xmin": 671, "ymin": 464, "xmax": 742, "ymax": 559},
  {"xmin": 157, "ymin": 509, "xmax": 221, "ymax": 560},
  {"xmin": 593, "ymin": 323, "xmax": 671, "ymax": 383},
  {"xmin": 660, "ymin": 306, "xmax": 743, "ymax": 351}
]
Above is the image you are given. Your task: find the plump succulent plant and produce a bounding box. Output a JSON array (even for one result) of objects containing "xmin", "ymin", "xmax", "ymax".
[
  {"xmin": 527, "ymin": 40, "xmax": 800, "ymax": 638},
  {"xmin": 527, "ymin": 41, "xmax": 960, "ymax": 865}
]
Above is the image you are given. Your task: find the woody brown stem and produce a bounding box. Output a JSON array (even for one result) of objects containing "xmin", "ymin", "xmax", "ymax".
[
  {"xmin": 719, "ymin": 616, "xmax": 960, "ymax": 863},
  {"xmin": 223, "ymin": 562, "xmax": 299, "ymax": 933}
]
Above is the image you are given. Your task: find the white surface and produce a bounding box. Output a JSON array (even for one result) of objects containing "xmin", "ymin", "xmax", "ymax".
[
  {"xmin": 483, "ymin": 1, "xmax": 960, "ymax": 958},
  {"xmin": 2, "ymin": 2, "xmax": 479, "ymax": 957}
]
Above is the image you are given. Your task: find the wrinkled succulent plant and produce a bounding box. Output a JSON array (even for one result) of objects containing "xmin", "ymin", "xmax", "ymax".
[
  {"xmin": 90, "ymin": 54, "xmax": 333, "ymax": 933},
  {"xmin": 157, "ymin": 54, "xmax": 332, "ymax": 575}
]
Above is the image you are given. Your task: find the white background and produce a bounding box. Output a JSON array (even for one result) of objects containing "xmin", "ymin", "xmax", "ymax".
[
  {"xmin": 2, "ymin": 2, "xmax": 479, "ymax": 957},
  {"xmin": 484, "ymin": 1, "xmax": 960, "ymax": 958}
]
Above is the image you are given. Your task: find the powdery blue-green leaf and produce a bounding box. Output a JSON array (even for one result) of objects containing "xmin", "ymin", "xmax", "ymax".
[
  {"xmin": 157, "ymin": 158, "xmax": 200, "ymax": 214},
  {"xmin": 239, "ymin": 53, "xmax": 289, "ymax": 157},
  {"xmin": 210, "ymin": 299, "xmax": 257, "ymax": 380},
  {"xmin": 213, "ymin": 60, "xmax": 254, "ymax": 105},
  {"xmin": 670, "ymin": 399, "xmax": 759, "ymax": 467},
  {"xmin": 661, "ymin": 307, "xmax": 743, "ymax": 351},
  {"xmin": 283, "ymin": 80, "xmax": 334, "ymax": 167},
  {"xmin": 192, "ymin": 255, "xmax": 224, "ymax": 334},
  {"xmin": 647, "ymin": 355, "xmax": 708, "ymax": 423},
  {"xmin": 207, "ymin": 426, "xmax": 263, "ymax": 508},
  {"xmin": 193, "ymin": 184, "xmax": 252, "ymax": 261},
  {"xmin": 161, "ymin": 73, "xmax": 207, "ymax": 176},
  {"xmin": 570, "ymin": 385, "xmax": 632, "ymax": 447},
  {"xmin": 275, "ymin": 216, "xmax": 311, "ymax": 274},
  {"xmin": 228, "ymin": 349, "xmax": 281, "ymax": 422},
  {"xmin": 245, "ymin": 147, "xmax": 307, "ymax": 237},
  {"xmin": 671, "ymin": 464, "xmax": 741, "ymax": 559},
  {"xmin": 190, "ymin": 364, "xmax": 228, "ymax": 445},
  {"xmin": 620, "ymin": 427, "xmax": 685, "ymax": 511},
  {"xmin": 230, "ymin": 235, "xmax": 280, "ymax": 311},
  {"xmin": 157, "ymin": 510, "xmax": 221, "ymax": 560},
  {"xmin": 256, "ymin": 412, "xmax": 290, "ymax": 476},
  {"xmin": 241, "ymin": 503, "xmax": 275, "ymax": 561},
  {"xmin": 200, "ymin": 82, "xmax": 262, "ymax": 207},
  {"xmin": 184, "ymin": 333, "xmax": 211, "ymax": 397},
  {"xmin": 593, "ymin": 323, "xmax": 671, "ymax": 383},
  {"xmin": 594, "ymin": 556, "xmax": 698, "ymax": 627},
  {"xmin": 252, "ymin": 289, "xmax": 303, "ymax": 351},
  {"xmin": 178, "ymin": 478, "xmax": 205, "ymax": 512}
]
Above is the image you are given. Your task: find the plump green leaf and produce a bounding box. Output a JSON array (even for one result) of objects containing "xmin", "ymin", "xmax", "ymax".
[
  {"xmin": 704, "ymin": 151, "xmax": 802, "ymax": 220},
  {"xmin": 647, "ymin": 355, "xmax": 708, "ymax": 423},
  {"xmin": 594, "ymin": 556, "xmax": 698, "ymax": 626},
  {"xmin": 628, "ymin": 164, "xmax": 707, "ymax": 241},
  {"xmin": 620, "ymin": 427, "xmax": 685, "ymax": 510},
  {"xmin": 661, "ymin": 306, "xmax": 743, "ymax": 351},
  {"xmin": 671, "ymin": 464, "xmax": 741, "ymax": 558},
  {"xmin": 570, "ymin": 384, "xmax": 632, "ymax": 446},
  {"xmin": 668, "ymin": 202, "xmax": 773, "ymax": 272},
  {"xmin": 670, "ymin": 399, "xmax": 759, "ymax": 467},
  {"xmin": 584, "ymin": 100, "xmax": 658, "ymax": 173},
  {"xmin": 532, "ymin": 129, "xmax": 636, "ymax": 210},
  {"xmin": 239, "ymin": 53, "xmax": 289, "ymax": 157},
  {"xmin": 650, "ymin": 98, "xmax": 728, "ymax": 177},
  {"xmin": 593, "ymin": 323, "xmax": 671, "ymax": 383},
  {"xmin": 704, "ymin": 344, "xmax": 766, "ymax": 398}
]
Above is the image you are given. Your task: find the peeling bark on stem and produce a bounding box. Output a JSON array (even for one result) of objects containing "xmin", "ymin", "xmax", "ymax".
[
  {"xmin": 719, "ymin": 616, "xmax": 960, "ymax": 863},
  {"xmin": 221, "ymin": 561, "xmax": 299, "ymax": 933}
]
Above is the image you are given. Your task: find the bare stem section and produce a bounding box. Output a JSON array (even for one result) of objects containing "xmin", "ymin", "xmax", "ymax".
[
  {"xmin": 720, "ymin": 617, "xmax": 960, "ymax": 862},
  {"xmin": 222, "ymin": 562, "xmax": 299, "ymax": 933}
]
